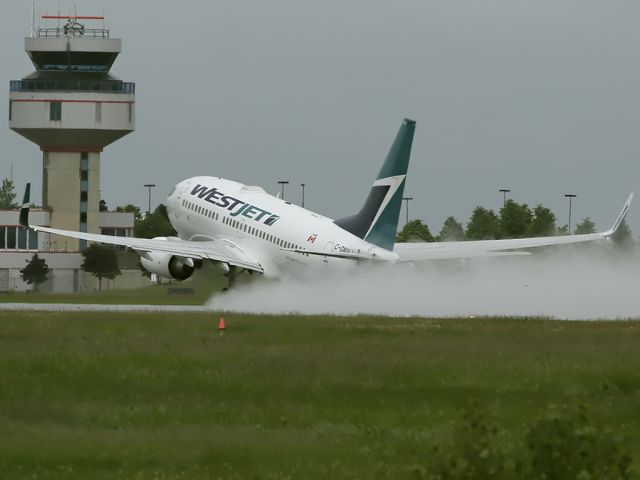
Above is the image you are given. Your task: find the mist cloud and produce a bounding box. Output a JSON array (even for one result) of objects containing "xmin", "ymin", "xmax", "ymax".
[{"xmin": 209, "ymin": 247, "xmax": 640, "ymax": 320}]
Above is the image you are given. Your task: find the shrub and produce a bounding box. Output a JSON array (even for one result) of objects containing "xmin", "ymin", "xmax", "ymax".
[{"xmin": 525, "ymin": 404, "xmax": 632, "ymax": 480}]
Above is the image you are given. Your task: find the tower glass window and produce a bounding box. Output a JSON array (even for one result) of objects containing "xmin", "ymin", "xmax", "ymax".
[
  {"xmin": 80, "ymin": 153, "xmax": 89, "ymax": 246},
  {"xmin": 49, "ymin": 101, "xmax": 62, "ymax": 121}
]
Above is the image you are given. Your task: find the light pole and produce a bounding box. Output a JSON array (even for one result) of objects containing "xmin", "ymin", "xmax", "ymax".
[
  {"xmin": 278, "ymin": 180, "xmax": 289, "ymax": 200},
  {"xmin": 499, "ymin": 188, "xmax": 511, "ymax": 208},
  {"xmin": 300, "ymin": 183, "xmax": 306, "ymax": 208},
  {"xmin": 564, "ymin": 194, "xmax": 577, "ymax": 234},
  {"xmin": 144, "ymin": 183, "xmax": 156, "ymax": 214},
  {"xmin": 402, "ymin": 197, "xmax": 413, "ymax": 226}
]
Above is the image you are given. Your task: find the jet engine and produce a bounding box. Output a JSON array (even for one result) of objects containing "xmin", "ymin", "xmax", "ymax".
[{"xmin": 140, "ymin": 251, "xmax": 198, "ymax": 281}]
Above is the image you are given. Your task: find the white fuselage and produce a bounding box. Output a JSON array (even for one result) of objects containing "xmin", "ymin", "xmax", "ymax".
[{"xmin": 165, "ymin": 176, "xmax": 398, "ymax": 277}]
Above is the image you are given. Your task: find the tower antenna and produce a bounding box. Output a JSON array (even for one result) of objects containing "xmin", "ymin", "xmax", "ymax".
[{"xmin": 30, "ymin": 0, "xmax": 36, "ymax": 37}]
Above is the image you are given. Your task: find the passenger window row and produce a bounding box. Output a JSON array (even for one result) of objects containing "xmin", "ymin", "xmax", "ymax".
[
  {"xmin": 181, "ymin": 199, "xmax": 301, "ymax": 251},
  {"xmin": 182, "ymin": 199, "xmax": 219, "ymax": 221}
]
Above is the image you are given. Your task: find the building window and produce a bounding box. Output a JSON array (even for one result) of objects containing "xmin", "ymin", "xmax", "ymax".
[
  {"xmin": 95, "ymin": 102, "xmax": 102, "ymax": 123},
  {"xmin": 6, "ymin": 227, "xmax": 16, "ymax": 249},
  {"xmin": 18, "ymin": 228, "xmax": 27, "ymax": 250},
  {"xmin": 49, "ymin": 101, "xmax": 62, "ymax": 121},
  {"xmin": 8, "ymin": 101, "xmax": 12, "ymax": 121},
  {"xmin": 0, "ymin": 227, "xmax": 38, "ymax": 250},
  {"xmin": 128, "ymin": 103, "xmax": 133, "ymax": 123},
  {"xmin": 28, "ymin": 231, "xmax": 38, "ymax": 250}
]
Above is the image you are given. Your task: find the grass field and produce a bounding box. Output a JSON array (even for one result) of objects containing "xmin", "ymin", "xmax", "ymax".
[{"xmin": 0, "ymin": 313, "xmax": 639, "ymax": 479}]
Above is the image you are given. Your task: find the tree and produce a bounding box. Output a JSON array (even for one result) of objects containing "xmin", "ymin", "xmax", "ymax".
[
  {"xmin": 499, "ymin": 200, "xmax": 532, "ymax": 238},
  {"xmin": 20, "ymin": 253, "xmax": 49, "ymax": 291},
  {"xmin": 611, "ymin": 220, "xmax": 634, "ymax": 250},
  {"xmin": 116, "ymin": 203, "xmax": 143, "ymax": 224},
  {"xmin": 135, "ymin": 204, "xmax": 176, "ymax": 239},
  {"xmin": 438, "ymin": 216, "xmax": 465, "ymax": 241},
  {"xmin": 574, "ymin": 217, "xmax": 596, "ymax": 235},
  {"xmin": 396, "ymin": 219, "xmax": 434, "ymax": 243},
  {"xmin": 466, "ymin": 207, "xmax": 500, "ymax": 240},
  {"xmin": 528, "ymin": 205, "xmax": 556, "ymax": 237},
  {"xmin": 0, "ymin": 178, "xmax": 17, "ymax": 209},
  {"xmin": 81, "ymin": 244, "xmax": 121, "ymax": 290},
  {"xmin": 99, "ymin": 199, "xmax": 108, "ymax": 212}
]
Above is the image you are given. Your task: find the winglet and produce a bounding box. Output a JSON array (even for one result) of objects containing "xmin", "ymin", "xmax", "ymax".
[
  {"xmin": 604, "ymin": 193, "xmax": 633, "ymax": 236},
  {"xmin": 19, "ymin": 183, "xmax": 31, "ymax": 228}
]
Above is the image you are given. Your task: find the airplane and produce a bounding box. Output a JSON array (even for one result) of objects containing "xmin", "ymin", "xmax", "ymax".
[{"xmin": 20, "ymin": 118, "xmax": 633, "ymax": 288}]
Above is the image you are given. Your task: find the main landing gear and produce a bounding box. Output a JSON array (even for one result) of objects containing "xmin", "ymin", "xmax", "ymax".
[{"xmin": 223, "ymin": 265, "xmax": 252, "ymax": 290}]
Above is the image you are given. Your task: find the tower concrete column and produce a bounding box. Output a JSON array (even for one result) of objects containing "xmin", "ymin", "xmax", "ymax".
[{"xmin": 42, "ymin": 150, "xmax": 100, "ymax": 250}]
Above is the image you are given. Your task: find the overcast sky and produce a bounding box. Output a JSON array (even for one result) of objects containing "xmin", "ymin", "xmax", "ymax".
[{"xmin": 1, "ymin": 0, "xmax": 638, "ymax": 235}]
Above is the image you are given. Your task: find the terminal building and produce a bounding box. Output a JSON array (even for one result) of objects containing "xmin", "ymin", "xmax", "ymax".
[{"xmin": 4, "ymin": 15, "xmax": 139, "ymax": 292}]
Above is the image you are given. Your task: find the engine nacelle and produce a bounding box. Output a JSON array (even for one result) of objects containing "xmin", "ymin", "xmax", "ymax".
[{"xmin": 140, "ymin": 251, "xmax": 196, "ymax": 281}]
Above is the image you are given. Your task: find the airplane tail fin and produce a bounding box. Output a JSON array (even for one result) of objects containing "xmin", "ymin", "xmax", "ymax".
[{"xmin": 334, "ymin": 118, "xmax": 415, "ymax": 250}]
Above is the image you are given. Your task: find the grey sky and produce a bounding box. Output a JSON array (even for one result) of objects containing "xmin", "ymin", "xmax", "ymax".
[{"xmin": 2, "ymin": 1, "xmax": 638, "ymax": 235}]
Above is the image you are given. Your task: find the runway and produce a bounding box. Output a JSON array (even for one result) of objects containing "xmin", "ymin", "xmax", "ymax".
[{"xmin": 0, "ymin": 303, "xmax": 214, "ymax": 313}]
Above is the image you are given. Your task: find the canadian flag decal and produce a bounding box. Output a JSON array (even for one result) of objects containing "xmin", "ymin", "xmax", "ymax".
[{"xmin": 307, "ymin": 233, "xmax": 317, "ymax": 243}]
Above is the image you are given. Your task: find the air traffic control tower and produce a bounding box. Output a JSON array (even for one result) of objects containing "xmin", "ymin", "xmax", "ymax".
[{"xmin": 9, "ymin": 15, "xmax": 135, "ymax": 250}]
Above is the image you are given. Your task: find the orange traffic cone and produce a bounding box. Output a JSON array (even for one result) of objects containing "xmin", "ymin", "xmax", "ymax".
[{"xmin": 218, "ymin": 316, "xmax": 226, "ymax": 333}]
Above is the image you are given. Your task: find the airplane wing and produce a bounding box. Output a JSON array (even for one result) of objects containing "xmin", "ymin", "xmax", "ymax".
[
  {"xmin": 19, "ymin": 185, "xmax": 263, "ymax": 273},
  {"xmin": 284, "ymin": 247, "xmax": 380, "ymax": 261},
  {"xmin": 394, "ymin": 193, "xmax": 633, "ymax": 262}
]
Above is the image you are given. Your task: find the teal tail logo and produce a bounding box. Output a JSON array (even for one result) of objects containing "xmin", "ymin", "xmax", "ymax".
[{"xmin": 335, "ymin": 119, "xmax": 416, "ymax": 250}]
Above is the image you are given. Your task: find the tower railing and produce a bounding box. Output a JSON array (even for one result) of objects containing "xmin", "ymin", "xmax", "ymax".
[
  {"xmin": 10, "ymin": 79, "xmax": 135, "ymax": 94},
  {"xmin": 37, "ymin": 27, "xmax": 110, "ymax": 39}
]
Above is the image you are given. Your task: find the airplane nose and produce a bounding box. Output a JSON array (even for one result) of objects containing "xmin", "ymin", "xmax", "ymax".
[
  {"xmin": 170, "ymin": 180, "xmax": 187, "ymax": 198},
  {"xmin": 177, "ymin": 179, "xmax": 192, "ymax": 195}
]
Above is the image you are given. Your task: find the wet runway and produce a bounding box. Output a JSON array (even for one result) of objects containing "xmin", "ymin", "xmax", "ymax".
[{"xmin": 0, "ymin": 303, "xmax": 214, "ymax": 313}]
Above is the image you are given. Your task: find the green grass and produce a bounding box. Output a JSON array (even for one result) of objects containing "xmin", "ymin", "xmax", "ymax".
[{"xmin": 0, "ymin": 314, "xmax": 639, "ymax": 478}]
